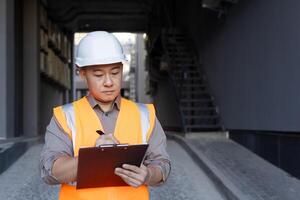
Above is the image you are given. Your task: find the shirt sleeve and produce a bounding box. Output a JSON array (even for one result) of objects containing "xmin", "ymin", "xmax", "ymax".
[
  {"xmin": 143, "ymin": 117, "xmax": 171, "ymax": 186},
  {"xmin": 40, "ymin": 116, "xmax": 74, "ymax": 185}
]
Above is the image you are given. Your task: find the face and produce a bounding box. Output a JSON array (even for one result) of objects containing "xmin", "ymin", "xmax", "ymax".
[{"xmin": 79, "ymin": 62, "xmax": 123, "ymax": 103}]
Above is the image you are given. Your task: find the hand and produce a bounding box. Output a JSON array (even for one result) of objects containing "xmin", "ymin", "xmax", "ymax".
[
  {"xmin": 95, "ymin": 133, "xmax": 119, "ymax": 147},
  {"xmin": 114, "ymin": 164, "xmax": 149, "ymax": 188}
]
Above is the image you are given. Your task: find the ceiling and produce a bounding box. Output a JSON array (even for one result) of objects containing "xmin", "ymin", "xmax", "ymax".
[{"xmin": 45, "ymin": 0, "xmax": 154, "ymax": 33}]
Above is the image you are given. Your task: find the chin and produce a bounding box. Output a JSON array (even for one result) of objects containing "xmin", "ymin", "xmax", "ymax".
[{"xmin": 96, "ymin": 95, "xmax": 117, "ymax": 103}]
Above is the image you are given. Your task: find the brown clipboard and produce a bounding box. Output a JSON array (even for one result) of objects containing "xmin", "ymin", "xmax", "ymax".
[{"xmin": 76, "ymin": 144, "xmax": 149, "ymax": 189}]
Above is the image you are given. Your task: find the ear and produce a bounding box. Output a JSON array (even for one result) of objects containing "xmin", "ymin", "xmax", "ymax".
[
  {"xmin": 118, "ymin": 63, "xmax": 123, "ymax": 74},
  {"xmin": 78, "ymin": 67, "xmax": 86, "ymax": 80}
]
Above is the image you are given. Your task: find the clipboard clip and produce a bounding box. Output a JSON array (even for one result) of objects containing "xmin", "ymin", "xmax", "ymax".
[{"xmin": 98, "ymin": 143, "xmax": 129, "ymax": 148}]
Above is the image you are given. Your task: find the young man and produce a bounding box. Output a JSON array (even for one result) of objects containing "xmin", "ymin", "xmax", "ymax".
[{"xmin": 40, "ymin": 31, "xmax": 170, "ymax": 200}]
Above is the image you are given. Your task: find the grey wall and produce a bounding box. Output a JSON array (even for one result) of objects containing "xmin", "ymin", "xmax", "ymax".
[
  {"xmin": 40, "ymin": 81, "xmax": 64, "ymax": 134},
  {"xmin": 175, "ymin": 0, "xmax": 300, "ymax": 132},
  {"xmin": 23, "ymin": 0, "xmax": 40, "ymax": 136}
]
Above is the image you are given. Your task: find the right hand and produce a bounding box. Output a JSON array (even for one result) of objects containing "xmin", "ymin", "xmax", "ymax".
[{"xmin": 95, "ymin": 133, "xmax": 119, "ymax": 147}]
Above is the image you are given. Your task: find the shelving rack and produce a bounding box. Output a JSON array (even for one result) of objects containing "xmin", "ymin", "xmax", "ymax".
[{"xmin": 39, "ymin": 5, "xmax": 72, "ymax": 91}]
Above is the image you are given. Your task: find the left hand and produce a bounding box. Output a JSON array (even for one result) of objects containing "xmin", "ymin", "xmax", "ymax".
[{"xmin": 114, "ymin": 164, "xmax": 149, "ymax": 188}]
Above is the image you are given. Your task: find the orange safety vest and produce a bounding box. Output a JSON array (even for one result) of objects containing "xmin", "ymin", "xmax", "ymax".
[{"xmin": 53, "ymin": 96, "xmax": 156, "ymax": 200}]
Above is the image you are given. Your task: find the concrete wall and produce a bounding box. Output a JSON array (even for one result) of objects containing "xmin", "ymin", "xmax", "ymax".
[
  {"xmin": 153, "ymin": 79, "xmax": 182, "ymax": 131},
  {"xmin": 23, "ymin": 0, "xmax": 40, "ymax": 136},
  {"xmin": 174, "ymin": 0, "xmax": 300, "ymax": 132}
]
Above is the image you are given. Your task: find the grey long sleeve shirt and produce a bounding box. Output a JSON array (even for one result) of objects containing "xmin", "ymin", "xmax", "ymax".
[{"xmin": 40, "ymin": 95, "xmax": 171, "ymax": 186}]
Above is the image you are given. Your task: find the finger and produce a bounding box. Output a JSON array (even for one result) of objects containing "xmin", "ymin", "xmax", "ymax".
[
  {"xmin": 107, "ymin": 134, "xmax": 119, "ymax": 144},
  {"xmin": 122, "ymin": 164, "xmax": 143, "ymax": 173},
  {"xmin": 95, "ymin": 137, "xmax": 115, "ymax": 146},
  {"xmin": 140, "ymin": 164, "xmax": 147, "ymax": 170},
  {"xmin": 100, "ymin": 135, "xmax": 117, "ymax": 144},
  {"xmin": 115, "ymin": 170, "xmax": 142, "ymax": 187},
  {"xmin": 115, "ymin": 167, "xmax": 144, "ymax": 183}
]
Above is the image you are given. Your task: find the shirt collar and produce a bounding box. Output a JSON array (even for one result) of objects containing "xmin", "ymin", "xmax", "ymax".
[{"xmin": 87, "ymin": 94, "xmax": 121, "ymax": 111}]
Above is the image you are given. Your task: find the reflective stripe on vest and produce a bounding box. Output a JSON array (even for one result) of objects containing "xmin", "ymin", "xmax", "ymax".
[
  {"xmin": 62, "ymin": 102, "xmax": 151, "ymax": 150},
  {"xmin": 136, "ymin": 103, "xmax": 150, "ymax": 144},
  {"xmin": 62, "ymin": 103, "xmax": 76, "ymax": 153}
]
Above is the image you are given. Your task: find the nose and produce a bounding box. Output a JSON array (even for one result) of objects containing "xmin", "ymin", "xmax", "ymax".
[{"xmin": 103, "ymin": 74, "xmax": 113, "ymax": 87}]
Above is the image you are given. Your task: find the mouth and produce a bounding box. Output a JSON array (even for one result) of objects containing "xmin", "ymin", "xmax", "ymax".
[{"xmin": 103, "ymin": 91, "xmax": 114, "ymax": 95}]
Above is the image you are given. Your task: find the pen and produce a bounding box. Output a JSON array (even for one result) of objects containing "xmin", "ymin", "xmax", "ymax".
[{"xmin": 96, "ymin": 130, "xmax": 105, "ymax": 136}]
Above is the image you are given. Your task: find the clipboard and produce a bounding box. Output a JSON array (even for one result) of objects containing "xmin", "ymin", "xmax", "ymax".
[{"xmin": 76, "ymin": 144, "xmax": 149, "ymax": 189}]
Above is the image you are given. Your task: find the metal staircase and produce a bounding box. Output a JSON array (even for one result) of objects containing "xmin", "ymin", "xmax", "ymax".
[{"xmin": 162, "ymin": 28, "xmax": 223, "ymax": 132}]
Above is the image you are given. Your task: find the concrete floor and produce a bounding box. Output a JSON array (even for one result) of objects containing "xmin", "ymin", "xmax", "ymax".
[{"xmin": 0, "ymin": 140, "xmax": 224, "ymax": 200}]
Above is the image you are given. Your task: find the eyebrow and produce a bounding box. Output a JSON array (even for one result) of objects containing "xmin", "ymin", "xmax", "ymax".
[
  {"xmin": 111, "ymin": 66, "xmax": 121, "ymax": 70},
  {"xmin": 92, "ymin": 65, "xmax": 121, "ymax": 72},
  {"xmin": 92, "ymin": 69, "xmax": 104, "ymax": 72}
]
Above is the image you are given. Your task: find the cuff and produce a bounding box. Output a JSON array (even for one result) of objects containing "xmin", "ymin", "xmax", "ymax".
[{"xmin": 40, "ymin": 152, "xmax": 68, "ymax": 185}]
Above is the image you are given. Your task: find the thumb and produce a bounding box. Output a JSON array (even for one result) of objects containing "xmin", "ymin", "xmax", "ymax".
[{"xmin": 107, "ymin": 133, "xmax": 120, "ymax": 144}]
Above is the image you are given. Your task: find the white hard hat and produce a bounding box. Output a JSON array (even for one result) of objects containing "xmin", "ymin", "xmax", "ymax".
[{"xmin": 75, "ymin": 31, "xmax": 127, "ymax": 67}]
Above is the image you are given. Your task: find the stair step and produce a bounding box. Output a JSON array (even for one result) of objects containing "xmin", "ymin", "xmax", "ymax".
[
  {"xmin": 167, "ymin": 53, "xmax": 196, "ymax": 60},
  {"xmin": 180, "ymin": 100, "xmax": 213, "ymax": 107},
  {"xmin": 185, "ymin": 116, "xmax": 220, "ymax": 122},
  {"xmin": 177, "ymin": 87, "xmax": 206, "ymax": 92},
  {"xmin": 168, "ymin": 55, "xmax": 195, "ymax": 60},
  {"xmin": 173, "ymin": 78, "xmax": 204, "ymax": 82},
  {"xmin": 176, "ymin": 84, "xmax": 206, "ymax": 89},
  {"xmin": 166, "ymin": 50, "xmax": 195, "ymax": 57},
  {"xmin": 177, "ymin": 87, "xmax": 207, "ymax": 91},
  {"xmin": 180, "ymin": 94, "xmax": 211, "ymax": 100},
  {"xmin": 166, "ymin": 50, "xmax": 194, "ymax": 55},
  {"xmin": 166, "ymin": 48, "xmax": 193, "ymax": 53},
  {"xmin": 165, "ymin": 45, "xmax": 190, "ymax": 49},
  {"xmin": 169, "ymin": 58, "xmax": 197, "ymax": 64},
  {"xmin": 173, "ymin": 76, "xmax": 202, "ymax": 80},
  {"xmin": 182, "ymin": 108, "xmax": 217, "ymax": 116},
  {"xmin": 166, "ymin": 50, "xmax": 193, "ymax": 54},
  {"xmin": 180, "ymin": 99, "xmax": 211, "ymax": 102},
  {"xmin": 173, "ymin": 73, "xmax": 201, "ymax": 77},
  {"xmin": 185, "ymin": 124, "xmax": 223, "ymax": 131},
  {"xmin": 172, "ymin": 67, "xmax": 200, "ymax": 72},
  {"xmin": 180, "ymin": 90, "xmax": 208, "ymax": 94},
  {"xmin": 173, "ymin": 78, "xmax": 204, "ymax": 85},
  {"xmin": 185, "ymin": 119, "xmax": 220, "ymax": 126},
  {"xmin": 173, "ymin": 78, "xmax": 203, "ymax": 82},
  {"xmin": 181, "ymin": 106, "xmax": 216, "ymax": 111},
  {"xmin": 177, "ymin": 82, "xmax": 204, "ymax": 85},
  {"xmin": 184, "ymin": 115, "xmax": 219, "ymax": 119},
  {"xmin": 172, "ymin": 63, "xmax": 199, "ymax": 67},
  {"xmin": 172, "ymin": 68, "xmax": 200, "ymax": 72}
]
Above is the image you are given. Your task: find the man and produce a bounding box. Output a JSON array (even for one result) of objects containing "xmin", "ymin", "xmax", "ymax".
[{"xmin": 40, "ymin": 31, "xmax": 171, "ymax": 200}]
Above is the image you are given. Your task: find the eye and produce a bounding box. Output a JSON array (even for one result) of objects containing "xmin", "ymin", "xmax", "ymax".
[
  {"xmin": 94, "ymin": 74, "xmax": 103, "ymax": 77},
  {"xmin": 111, "ymin": 71, "xmax": 120, "ymax": 75}
]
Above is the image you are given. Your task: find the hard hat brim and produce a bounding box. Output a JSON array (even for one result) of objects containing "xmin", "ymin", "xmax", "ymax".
[{"xmin": 76, "ymin": 56, "xmax": 128, "ymax": 68}]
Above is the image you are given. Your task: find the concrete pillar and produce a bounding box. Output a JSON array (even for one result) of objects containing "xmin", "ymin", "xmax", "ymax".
[
  {"xmin": 23, "ymin": 0, "xmax": 40, "ymax": 136},
  {"xmin": 0, "ymin": 0, "xmax": 7, "ymax": 139},
  {"xmin": 136, "ymin": 34, "xmax": 151, "ymax": 103},
  {"xmin": 0, "ymin": 0, "xmax": 16, "ymax": 139}
]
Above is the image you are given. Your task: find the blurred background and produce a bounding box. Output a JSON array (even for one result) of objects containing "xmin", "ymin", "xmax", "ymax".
[{"xmin": 1, "ymin": 0, "xmax": 300, "ymax": 199}]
